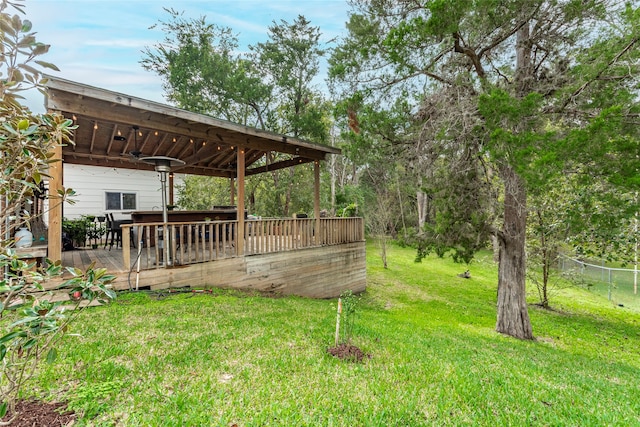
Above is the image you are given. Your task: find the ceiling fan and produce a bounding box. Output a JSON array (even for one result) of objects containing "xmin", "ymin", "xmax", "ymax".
[{"xmin": 117, "ymin": 125, "xmax": 148, "ymax": 160}]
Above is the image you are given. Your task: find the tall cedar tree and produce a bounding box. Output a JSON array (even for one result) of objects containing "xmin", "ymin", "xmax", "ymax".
[
  {"xmin": 330, "ymin": 0, "xmax": 640, "ymax": 339},
  {"xmin": 142, "ymin": 12, "xmax": 329, "ymax": 217}
]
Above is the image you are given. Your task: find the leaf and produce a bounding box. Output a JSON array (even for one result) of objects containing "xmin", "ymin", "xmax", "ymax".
[
  {"xmin": 0, "ymin": 401, "xmax": 7, "ymax": 418},
  {"xmin": 8, "ymin": 316, "xmax": 39, "ymax": 328},
  {"xmin": 17, "ymin": 34, "xmax": 36, "ymax": 48},
  {"xmin": 104, "ymin": 288, "xmax": 117, "ymax": 300},
  {"xmin": 34, "ymin": 59, "xmax": 59, "ymax": 71},
  {"xmin": 22, "ymin": 338, "xmax": 37, "ymax": 350},
  {"xmin": 0, "ymin": 330, "xmax": 27, "ymax": 344},
  {"xmin": 46, "ymin": 347, "xmax": 57, "ymax": 363},
  {"xmin": 11, "ymin": 14, "xmax": 23, "ymax": 32},
  {"xmin": 0, "ymin": 344, "xmax": 6, "ymax": 362},
  {"xmin": 21, "ymin": 19, "xmax": 33, "ymax": 33},
  {"xmin": 0, "ymin": 19, "xmax": 16, "ymax": 36},
  {"xmin": 2, "ymin": 122, "xmax": 19, "ymax": 135}
]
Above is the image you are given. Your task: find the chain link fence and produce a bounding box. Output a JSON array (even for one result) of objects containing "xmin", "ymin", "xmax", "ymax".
[{"xmin": 559, "ymin": 254, "xmax": 640, "ymax": 310}]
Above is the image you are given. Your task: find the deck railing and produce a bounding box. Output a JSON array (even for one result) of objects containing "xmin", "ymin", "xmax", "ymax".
[{"xmin": 121, "ymin": 217, "xmax": 363, "ymax": 271}]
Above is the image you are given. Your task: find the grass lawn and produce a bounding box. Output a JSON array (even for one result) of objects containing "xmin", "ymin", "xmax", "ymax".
[{"xmin": 25, "ymin": 241, "xmax": 640, "ymax": 426}]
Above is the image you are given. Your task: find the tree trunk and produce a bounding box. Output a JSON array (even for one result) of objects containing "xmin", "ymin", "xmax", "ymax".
[
  {"xmin": 496, "ymin": 166, "xmax": 533, "ymax": 339},
  {"xmin": 416, "ymin": 189, "xmax": 429, "ymax": 230}
]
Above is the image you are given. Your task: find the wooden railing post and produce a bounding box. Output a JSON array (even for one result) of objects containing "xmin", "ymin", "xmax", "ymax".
[
  {"xmin": 122, "ymin": 218, "xmax": 364, "ymax": 273},
  {"xmin": 314, "ymin": 161, "xmax": 321, "ymax": 246},
  {"xmin": 47, "ymin": 142, "xmax": 63, "ymax": 261},
  {"xmin": 122, "ymin": 225, "xmax": 131, "ymax": 270},
  {"xmin": 237, "ymin": 148, "xmax": 245, "ymax": 256}
]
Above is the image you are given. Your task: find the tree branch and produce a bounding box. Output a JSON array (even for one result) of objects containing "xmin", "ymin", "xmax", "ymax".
[
  {"xmin": 453, "ymin": 32, "xmax": 485, "ymax": 78},
  {"xmin": 559, "ymin": 36, "xmax": 640, "ymax": 111}
]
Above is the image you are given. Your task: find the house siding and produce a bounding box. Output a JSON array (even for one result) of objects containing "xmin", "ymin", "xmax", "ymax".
[{"xmin": 62, "ymin": 164, "xmax": 184, "ymax": 220}]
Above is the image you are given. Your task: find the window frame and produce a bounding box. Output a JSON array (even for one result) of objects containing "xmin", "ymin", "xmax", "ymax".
[{"xmin": 105, "ymin": 191, "xmax": 137, "ymax": 211}]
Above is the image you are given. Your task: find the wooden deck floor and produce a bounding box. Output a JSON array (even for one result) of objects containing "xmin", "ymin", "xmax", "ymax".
[
  {"xmin": 60, "ymin": 244, "xmax": 236, "ymax": 273},
  {"xmin": 61, "ymin": 247, "xmax": 127, "ymax": 273}
]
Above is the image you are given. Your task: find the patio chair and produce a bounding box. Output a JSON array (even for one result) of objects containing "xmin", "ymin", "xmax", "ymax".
[{"xmin": 104, "ymin": 213, "xmax": 122, "ymax": 250}]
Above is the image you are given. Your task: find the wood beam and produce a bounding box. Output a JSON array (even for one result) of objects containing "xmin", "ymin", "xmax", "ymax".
[
  {"xmin": 138, "ymin": 130, "xmax": 152, "ymax": 155},
  {"xmin": 151, "ymin": 132, "xmax": 169, "ymax": 156},
  {"xmin": 88, "ymin": 120, "xmax": 98, "ymax": 153},
  {"xmin": 314, "ymin": 161, "xmax": 321, "ymax": 245},
  {"xmin": 165, "ymin": 135, "xmax": 185, "ymax": 158},
  {"xmin": 47, "ymin": 89, "xmax": 335, "ymax": 159},
  {"xmin": 176, "ymin": 138, "xmax": 196, "ymax": 159},
  {"xmin": 236, "ymin": 149, "xmax": 245, "ymax": 256},
  {"xmin": 230, "ymin": 178, "xmax": 235, "ymax": 206},
  {"xmin": 47, "ymin": 142, "xmax": 63, "ymax": 261},
  {"xmin": 60, "ymin": 153, "xmax": 236, "ymax": 178},
  {"xmin": 246, "ymin": 157, "xmax": 315, "ymax": 176},
  {"xmin": 105, "ymin": 125, "xmax": 118, "ymax": 155}
]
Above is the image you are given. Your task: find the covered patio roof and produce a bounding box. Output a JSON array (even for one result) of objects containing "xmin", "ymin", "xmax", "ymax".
[{"xmin": 43, "ymin": 76, "xmax": 340, "ymax": 178}]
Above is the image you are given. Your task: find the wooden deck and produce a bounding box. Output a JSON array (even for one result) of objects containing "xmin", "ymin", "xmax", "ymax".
[
  {"xmin": 61, "ymin": 246, "xmax": 127, "ymax": 273},
  {"xmin": 58, "ymin": 217, "xmax": 366, "ymax": 298}
]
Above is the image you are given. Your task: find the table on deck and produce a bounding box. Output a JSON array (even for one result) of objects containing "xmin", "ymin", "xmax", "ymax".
[
  {"xmin": 130, "ymin": 208, "xmax": 244, "ymax": 247},
  {"xmin": 130, "ymin": 207, "xmax": 242, "ymax": 223}
]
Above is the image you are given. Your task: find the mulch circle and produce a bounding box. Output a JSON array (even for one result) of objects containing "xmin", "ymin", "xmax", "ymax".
[
  {"xmin": 327, "ymin": 343, "xmax": 371, "ymax": 362},
  {"xmin": 1, "ymin": 400, "xmax": 76, "ymax": 427}
]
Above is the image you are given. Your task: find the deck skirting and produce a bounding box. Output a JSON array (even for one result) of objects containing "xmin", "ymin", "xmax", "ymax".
[{"xmin": 113, "ymin": 241, "xmax": 366, "ymax": 298}]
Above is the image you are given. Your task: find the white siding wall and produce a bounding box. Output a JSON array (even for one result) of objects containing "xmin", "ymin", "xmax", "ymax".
[{"xmin": 62, "ymin": 164, "xmax": 184, "ymax": 220}]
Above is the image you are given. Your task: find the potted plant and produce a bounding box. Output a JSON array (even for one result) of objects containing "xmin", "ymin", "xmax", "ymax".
[{"xmin": 86, "ymin": 224, "xmax": 106, "ymax": 249}]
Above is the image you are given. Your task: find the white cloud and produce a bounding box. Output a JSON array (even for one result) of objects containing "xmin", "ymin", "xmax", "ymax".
[
  {"xmin": 85, "ymin": 38, "xmax": 154, "ymax": 49},
  {"xmin": 20, "ymin": 0, "xmax": 350, "ymax": 108}
]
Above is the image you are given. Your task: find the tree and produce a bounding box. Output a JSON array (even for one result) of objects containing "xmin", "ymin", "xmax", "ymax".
[
  {"xmin": 175, "ymin": 176, "xmax": 230, "ymax": 210},
  {"xmin": 1, "ymin": 1, "xmax": 115, "ymax": 419},
  {"xmin": 527, "ymin": 178, "xmax": 575, "ymax": 308},
  {"xmin": 251, "ymin": 15, "xmax": 327, "ymax": 140},
  {"xmin": 250, "ymin": 16, "xmax": 330, "ymax": 216},
  {"xmin": 528, "ymin": 172, "xmax": 638, "ymax": 308},
  {"xmin": 142, "ymin": 12, "xmax": 333, "ymax": 218},
  {"xmin": 141, "ymin": 8, "xmax": 272, "ymax": 126},
  {"xmin": 330, "ymin": 1, "xmax": 640, "ymax": 339}
]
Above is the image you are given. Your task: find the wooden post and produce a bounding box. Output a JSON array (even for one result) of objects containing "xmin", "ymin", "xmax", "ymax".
[
  {"xmin": 47, "ymin": 143, "xmax": 63, "ymax": 261},
  {"xmin": 236, "ymin": 148, "xmax": 245, "ymax": 256},
  {"xmin": 314, "ymin": 161, "xmax": 321, "ymax": 246},
  {"xmin": 169, "ymin": 173, "xmax": 174, "ymax": 206},
  {"xmin": 334, "ymin": 298, "xmax": 342, "ymax": 346},
  {"xmin": 230, "ymin": 178, "xmax": 235, "ymax": 206},
  {"xmin": 122, "ymin": 225, "xmax": 131, "ymax": 270}
]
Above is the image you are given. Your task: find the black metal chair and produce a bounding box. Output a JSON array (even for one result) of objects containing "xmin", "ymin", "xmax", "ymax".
[{"xmin": 104, "ymin": 213, "xmax": 122, "ymax": 250}]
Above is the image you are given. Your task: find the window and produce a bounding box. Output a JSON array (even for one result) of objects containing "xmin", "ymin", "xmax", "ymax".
[{"xmin": 106, "ymin": 192, "xmax": 137, "ymax": 210}]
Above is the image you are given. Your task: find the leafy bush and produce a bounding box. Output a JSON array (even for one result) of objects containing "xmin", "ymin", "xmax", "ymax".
[
  {"xmin": 0, "ymin": 256, "xmax": 116, "ymax": 418},
  {"xmin": 62, "ymin": 217, "xmax": 88, "ymax": 248},
  {"xmin": 0, "ymin": 1, "xmax": 117, "ymax": 420},
  {"xmin": 62, "ymin": 216, "xmax": 103, "ymax": 248}
]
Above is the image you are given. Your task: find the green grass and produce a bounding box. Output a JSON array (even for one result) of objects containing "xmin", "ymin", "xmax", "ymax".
[
  {"xmin": 558, "ymin": 255, "xmax": 640, "ymax": 310},
  {"xmin": 25, "ymin": 242, "xmax": 640, "ymax": 426}
]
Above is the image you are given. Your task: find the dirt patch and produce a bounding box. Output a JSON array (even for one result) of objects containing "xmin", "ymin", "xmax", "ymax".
[
  {"xmin": 1, "ymin": 400, "xmax": 76, "ymax": 426},
  {"xmin": 327, "ymin": 343, "xmax": 370, "ymax": 362}
]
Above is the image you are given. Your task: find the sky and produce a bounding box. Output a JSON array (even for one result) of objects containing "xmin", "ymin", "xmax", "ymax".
[{"xmin": 20, "ymin": 0, "xmax": 352, "ymax": 112}]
